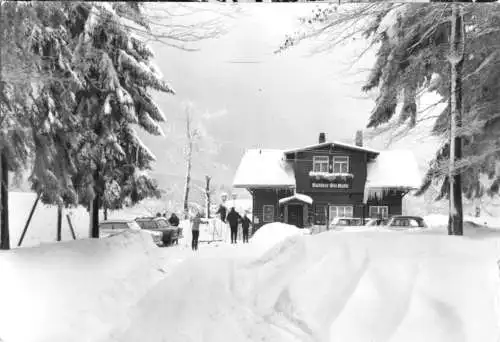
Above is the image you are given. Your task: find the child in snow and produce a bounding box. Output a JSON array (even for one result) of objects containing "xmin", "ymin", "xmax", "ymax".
[
  {"xmin": 191, "ymin": 212, "xmax": 202, "ymax": 251},
  {"xmin": 241, "ymin": 212, "xmax": 251, "ymax": 243},
  {"xmin": 226, "ymin": 207, "xmax": 241, "ymax": 244}
]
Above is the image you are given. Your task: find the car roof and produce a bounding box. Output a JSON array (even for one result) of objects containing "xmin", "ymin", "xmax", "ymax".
[
  {"xmin": 99, "ymin": 220, "xmax": 133, "ymax": 224},
  {"xmin": 390, "ymin": 216, "xmax": 424, "ymax": 220}
]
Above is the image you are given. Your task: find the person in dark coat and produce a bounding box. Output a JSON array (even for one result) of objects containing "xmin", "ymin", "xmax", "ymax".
[
  {"xmin": 241, "ymin": 212, "xmax": 251, "ymax": 243},
  {"xmin": 216, "ymin": 203, "xmax": 227, "ymax": 223},
  {"xmin": 226, "ymin": 207, "xmax": 241, "ymax": 244},
  {"xmin": 191, "ymin": 212, "xmax": 202, "ymax": 251},
  {"xmin": 168, "ymin": 213, "xmax": 180, "ymax": 227}
]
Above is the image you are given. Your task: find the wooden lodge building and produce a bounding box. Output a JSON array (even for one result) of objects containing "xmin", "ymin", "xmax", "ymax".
[{"xmin": 232, "ymin": 133, "xmax": 421, "ymax": 231}]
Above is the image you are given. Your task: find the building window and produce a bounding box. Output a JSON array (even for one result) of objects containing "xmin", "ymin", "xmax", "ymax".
[
  {"xmin": 263, "ymin": 205, "xmax": 274, "ymax": 223},
  {"xmin": 369, "ymin": 206, "xmax": 389, "ymax": 218},
  {"xmin": 314, "ymin": 204, "xmax": 327, "ymax": 225},
  {"xmin": 333, "ymin": 156, "xmax": 349, "ymax": 173},
  {"xmin": 313, "ymin": 156, "xmax": 329, "ymax": 172},
  {"xmin": 329, "ymin": 205, "xmax": 354, "ymax": 219}
]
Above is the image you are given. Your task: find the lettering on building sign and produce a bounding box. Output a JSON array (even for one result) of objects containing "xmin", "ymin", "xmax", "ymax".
[{"xmin": 311, "ymin": 183, "xmax": 350, "ymax": 189}]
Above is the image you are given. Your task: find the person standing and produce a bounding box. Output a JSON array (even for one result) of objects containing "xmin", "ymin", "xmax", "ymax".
[
  {"xmin": 226, "ymin": 207, "xmax": 241, "ymax": 244},
  {"xmin": 241, "ymin": 212, "xmax": 251, "ymax": 243},
  {"xmin": 191, "ymin": 212, "xmax": 202, "ymax": 251},
  {"xmin": 169, "ymin": 213, "xmax": 181, "ymax": 245},
  {"xmin": 216, "ymin": 203, "xmax": 227, "ymax": 223}
]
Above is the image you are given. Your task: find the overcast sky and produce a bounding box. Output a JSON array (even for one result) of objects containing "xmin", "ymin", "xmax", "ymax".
[{"xmin": 140, "ymin": 4, "xmax": 439, "ymax": 190}]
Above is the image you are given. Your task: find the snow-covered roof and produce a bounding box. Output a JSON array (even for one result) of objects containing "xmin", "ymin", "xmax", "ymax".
[
  {"xmin": 232, "ymin": 149, "xmax": 296, "ymax": 189},
  {"xmin": 365, "ymin": 150, "xmax": 422, "ymax": 190},
  {"xmin": 279, "ymin": 193, "xmax": 313, "ymax": 205},
  {"xmin": 284, "ymin": 141, "xmax": 380, "ymax": 155}
]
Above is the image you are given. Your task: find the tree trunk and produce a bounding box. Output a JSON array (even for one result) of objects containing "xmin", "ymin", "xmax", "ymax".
[
  {"xmin": 183, "ymin": 147, "xmax": 192, "ymax": 219},
  {"xmin": 0, "ymin": 150, "xmax": 10, "ymax": 250},
  {"xmin": 183, "ymin": 108, "xmax": 194, "ymax": 220},
  {"xmin": 448, "ymin": 2, "xmax": 464, "ymax": 236},
  {"xmin": 91, "ymin": 195, "xmax": 100, "ymax": 238},
  {"xmin": 205, "ymin": 175, "xmax": 211, "ymax": 218},
  {"xmin": 104, "ymin": 206, "xmax": 108, "ymax": 220},
  {"xmin": 90, "ymin": 168, "xmax": 100, "ymax": 238},
  {"xmin": 57, "ymin": 204, "xmax": 63, "ymax": 241}
]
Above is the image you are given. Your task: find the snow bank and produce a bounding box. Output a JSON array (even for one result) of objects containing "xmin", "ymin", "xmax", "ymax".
[
  {"xmin": 246, "ymin": 232, "xmax": 500, "ymax": 342},
  {"xmin": 424, "ymin": 214, "xmax": 500, "ymax": 239},
  {"xmin": 250, "ymin": 222, "xmax": 307, "ymax": 252},
  {"xmin": 109, "ymin": 231, "xmax": 500, "ymax": 342},
  {"xmin": 0, "ymin": 230, "xmax": 167, "ymax": 342},
  {"xmin": 7, "ymin": 192, "xmax": 91, "ymax": 248},
  {"xmin": 107, "ymin": 258, "xmax": 303, "ymax": 342},
  {"xmin": 7, "ymin": 191, "xmax": 157, "ymax": 248}
]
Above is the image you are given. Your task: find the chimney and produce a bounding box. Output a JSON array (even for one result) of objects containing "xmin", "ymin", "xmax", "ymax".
[
  {"xmin": 355, "ymin": 130, "xmax": 363, "ymax": 147},
  {"xmin": 318, "ymin": 132, "xmax": 326, "ymax": 144}
]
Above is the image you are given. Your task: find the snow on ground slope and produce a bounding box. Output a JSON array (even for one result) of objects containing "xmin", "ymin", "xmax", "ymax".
[
  {"xmin": 424, "ymin": 214, "xmax": 500, "ymax": 239},
  {"xmin": 109, "ymin": 229, "xmax": 500, "ymax": 342},
  {"xmin": 7, "ymin": 192, "xmax": 159, "ymax": 248},
  {"xmin": 0, "ymin": 231, "xmax": 168, "ymax": 342},
  {"xmin": 7, "ymin": 192, "xmax": 91, "ymax": 247},
  {"xmin": 2, "ymin": 209, "xmax": 500, "ymax": 342},
  {"xmin": 250, "ymin": 222, "xmax": 309, "ymax": 252}
]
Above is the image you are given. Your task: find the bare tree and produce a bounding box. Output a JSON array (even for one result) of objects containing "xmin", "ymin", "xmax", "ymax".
[
  {"xmin": 183, "ymin": 104, "xmax": 201, "ymax": 219},
  {"xmin": 205, "ymin": 175, "xmax": 212, "ymax": 218}
]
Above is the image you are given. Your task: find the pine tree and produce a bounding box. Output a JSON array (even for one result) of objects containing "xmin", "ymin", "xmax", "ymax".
[
  {"xmin": 0, "ymin": 2, "xmax": 71, "ymax": 248},
  {"xmin": 66, "ymin": 2, "xmax": 174, "ymax": 237}
]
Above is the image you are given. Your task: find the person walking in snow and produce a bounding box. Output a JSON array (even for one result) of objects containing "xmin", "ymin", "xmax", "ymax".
[
  {"xmin": 191, "ymin": 212, "xmax": 202, "ymax": 251},
  {"xmin": 241, "ymin": 212, "xmax": 251, "ymax": 243},
  {"xmin": 216, "ymin": 203, "xmax": 227, "ymax": 223},
  {"xmin": 226, "ymin": 207, "xmax": 241, "ymax": 244}
]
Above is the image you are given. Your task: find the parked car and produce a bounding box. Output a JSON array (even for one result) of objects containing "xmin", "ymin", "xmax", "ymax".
[
  {"xmin": 135, "ymin": 217, "xmax": 181, "ymax": 246},
  {"xmin": 330, "ymin": 217, "xmax": 364, "ymax": 229},
  {"xmin": 385, "ymin": 215, "xmax": 428, "ymax": 230},
  {"xmin": 364, "ymin": 218, "xmax": 390, "ymax": 226},
  {"xmin": 99, "ymin": 219, "xmax": 164, "ymax": 247}
]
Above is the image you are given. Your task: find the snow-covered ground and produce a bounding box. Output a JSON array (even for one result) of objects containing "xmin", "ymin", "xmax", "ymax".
[{"xmin": 2, "ymin": 192, "xmax": 500, "ymax": 342}]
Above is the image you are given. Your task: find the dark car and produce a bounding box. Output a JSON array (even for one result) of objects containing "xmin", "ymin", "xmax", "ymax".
[
  {"xmin": 135, "ymin": 217, "xmax": 181, "ymax": 246},
  {"xmin": 386, "ymin": 215, "xmax": 428, "ymax": 229}
]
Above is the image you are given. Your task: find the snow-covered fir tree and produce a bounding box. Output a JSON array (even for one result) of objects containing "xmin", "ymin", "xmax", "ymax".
[
  {"xmin": 0, "ymin": 1, "xmax": 175, "ymax": 246},
  {"xmin": 66, "ymin": 2, "xmax": 174, "ymax": 237}
]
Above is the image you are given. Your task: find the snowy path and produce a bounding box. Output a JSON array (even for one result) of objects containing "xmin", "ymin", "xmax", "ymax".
[
  {"xmin": 108, "ymin": 231, "xmax": 500, "ymax": 342},
  {"xmin": 2, "ymin": 224, "xmax": 500, "ymax": 342}
]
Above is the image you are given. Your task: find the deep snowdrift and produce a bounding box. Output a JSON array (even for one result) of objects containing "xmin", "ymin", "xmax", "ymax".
[
  {"xmin": 2, "ymin": 209, "xmax": 500, "ymax": 342},
  {"xmin": 0, "ymin": 231, "xmax": 168, "ymax": 342},
  {"xmin": 110, "ymin": 231, "xmax": 500, "ymax": 342},
  {"xmin": 250, "ymin": 222, "xmax": 308, "ymax": 252}
]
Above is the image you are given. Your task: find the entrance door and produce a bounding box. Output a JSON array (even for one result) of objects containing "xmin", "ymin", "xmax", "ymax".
[{"xmin": 287, "ymin": 204, "xmax": 304, "ymax": 228}]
